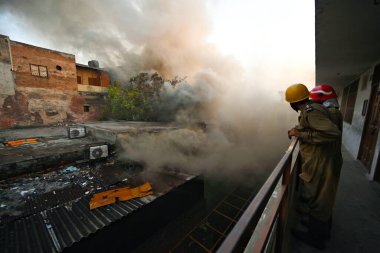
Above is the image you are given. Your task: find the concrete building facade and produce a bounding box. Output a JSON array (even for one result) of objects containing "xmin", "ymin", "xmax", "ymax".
[
  {"xmin": 339, "ymin": 63, "xmax": 380, "ymax": 181},
  {"xmin": 316, "ymin": 0, "xmax": 380, "ymax": 182},
  {"xmin": 0, "ymin": 34, "xmax": 110, "ymax": 129}
]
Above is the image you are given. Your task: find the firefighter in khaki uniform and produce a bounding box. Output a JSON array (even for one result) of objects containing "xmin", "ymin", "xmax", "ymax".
[
  {"xmin": 285, "ymin": 83, "xmax": 341, "ymax": 250},
  {"xmin": 310, "ymin": 84, "xmax": 343, "ymax": 181}
]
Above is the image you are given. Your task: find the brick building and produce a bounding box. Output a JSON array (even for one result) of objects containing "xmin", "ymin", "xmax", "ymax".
[{"xmin": 0, "ymin": 34, "xmax": 110, "ymax": 129}]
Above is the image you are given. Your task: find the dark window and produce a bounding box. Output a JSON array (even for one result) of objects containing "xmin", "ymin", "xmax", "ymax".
[
  {"xmin": 77, "ymin": 76, "xmax": 82, "ymax": 84},
  {"xmin": 30, "ymin": 64, "xmax": 48, "ymax": 78},
  {"xmin": 88, "ymin": 77, "xmax": 100, "ymax": 86},
  {"xmin": 362, "ymin": 100, "xmax": 369, "ymax": 116},
  {"xmin": 84, "ymin": 105, "xmax": 90, "ymax": 112},
  {"xmin": 56, "ymin": 65, "xmax": 62, "ymax": 71},
  {"xmin": 341, "ymin": 80, "xmax": 359, "ymax": 124},
  {"xmin": 373, "ymin": 62, "xmax": 380, "ymax": 85}
]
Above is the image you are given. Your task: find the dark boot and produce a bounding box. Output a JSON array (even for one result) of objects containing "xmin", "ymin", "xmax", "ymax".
[
  {"xmin": 310, "ymin": 216, "xmax": 331, "ymax": 240},
  {"xmin": 299, "ymin": 214, "xmax": 310, "ymax": 227},
  {"xmin": 296, "ymin": 202, "xmax": 310, "ymax": 214},
  {"xmin": 292, "ymin": 216, "xmax": 330, "ymax": 250},
  {"xmin": 291, "ymin": 227, "xmax": 326, "ymax": 250}
]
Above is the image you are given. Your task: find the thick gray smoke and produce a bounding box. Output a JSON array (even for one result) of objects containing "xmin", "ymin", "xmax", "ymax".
[{"xmin": 0, "ymin": 0, "xmax": 298, "ymax": 179}]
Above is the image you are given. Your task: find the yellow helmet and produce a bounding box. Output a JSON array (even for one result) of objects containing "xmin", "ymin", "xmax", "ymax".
[{"xmin": 285, "ymin": 83, "xmax": 310, "ymax": 103}]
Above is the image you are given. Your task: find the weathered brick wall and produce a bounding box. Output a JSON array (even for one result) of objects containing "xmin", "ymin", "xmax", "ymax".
[
  {"xmin": 70, "ymin": 93, "xmax": 104, "ymax": 121},
  {"xmin": 0, "ymin": 39, "xmax": 108, "ymax": 129},
  {"xmin": 0, "ymin": 87, "xmax": 104, "ymax": 128},
  {"xmin": 10, "ymin": 41, "xmax": 77, "ymax": 90}
]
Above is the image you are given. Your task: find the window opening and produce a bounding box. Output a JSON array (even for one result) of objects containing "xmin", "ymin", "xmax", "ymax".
[{"xmin": 30, "ymin": 64, "xmax": 48, "ymax": 78}]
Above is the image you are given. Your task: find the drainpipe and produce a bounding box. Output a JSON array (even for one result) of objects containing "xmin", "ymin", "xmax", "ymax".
[{"xmin": 7, "ymin": 37, "xmax": 13, "ymax": 71}]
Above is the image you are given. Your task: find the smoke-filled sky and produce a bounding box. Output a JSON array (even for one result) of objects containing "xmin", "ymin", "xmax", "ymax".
[
  {"xmin": 0, "ymin": 0, "xmax": 315, "ymax": 177},
  {"xmin": 0, "ymin": 0, "xmax": 314, "ymax": 83}
]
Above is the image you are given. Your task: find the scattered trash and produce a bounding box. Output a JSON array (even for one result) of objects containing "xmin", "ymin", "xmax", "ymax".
[
  {"xmin": 20, "ymin": 189, "xmax": 35, "ymax": 197},
  {"xmin": 4, "ymin": 138, "xmax": 40, "ymax": 147},
  {"xmin": 63, "ymin": 166, "xmax": 79, "ymax": 173},
  {"xmin": 89, "ymin": 182, "xmax": 153, "ymax": 210},
  {"xmin": 1, "ymin": 159, "xmax": 138, "ymax": 219},
  {"xmin": 0, "ymin": 204, "xmax": 6, "ymax": 208}
]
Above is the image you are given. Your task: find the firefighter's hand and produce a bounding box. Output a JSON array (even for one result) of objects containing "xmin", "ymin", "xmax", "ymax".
[{"xmin": 288, "ymin": 128, "xmax": 299, "ymax": 139}]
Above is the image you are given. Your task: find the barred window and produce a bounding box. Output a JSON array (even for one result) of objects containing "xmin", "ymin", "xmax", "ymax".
[{"xmin": 30, "ymin": 64, "xmax": 48, "ymax": 78}]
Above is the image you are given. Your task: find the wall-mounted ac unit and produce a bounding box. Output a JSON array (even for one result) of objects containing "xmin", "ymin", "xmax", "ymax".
[
  {"xmin": 67, "ymin": 126, "xmax": 86, "ymax": 139},
  {"xmin": 88, "ymin": 144, "xmax": 109, "ymax": 160}
]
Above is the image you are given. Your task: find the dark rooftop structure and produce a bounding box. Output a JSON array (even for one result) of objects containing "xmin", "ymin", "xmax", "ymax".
[{"xmin": 0, "ymin": 122, "xmax": 204, "ymax": 253}]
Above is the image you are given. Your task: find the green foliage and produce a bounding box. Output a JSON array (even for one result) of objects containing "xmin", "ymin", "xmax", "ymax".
[{"xmin": 105, "ymin": 72, "xmax": 185, "ymax": 121}]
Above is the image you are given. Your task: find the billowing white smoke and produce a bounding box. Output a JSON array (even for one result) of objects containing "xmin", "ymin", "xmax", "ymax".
[{"xmin": 0, "ymin": 0, "xmax": 307, "ymax": 178}]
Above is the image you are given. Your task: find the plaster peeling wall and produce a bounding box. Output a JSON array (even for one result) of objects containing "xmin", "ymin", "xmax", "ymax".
[
  {"xmin": 22, "ymin": 87, "xmax": 73, "ymax": 111},
  {"xmin": 17, "ymin": 87, "xmax": 104, "ymax": 125},
  {"xmin": 0, "ymin": 62, "xmax": 15, "ymax": 95},
  {"xmin": 0, "ymin": 86, "xmax": 105, "ymax": 129},
  {"xmin": 38, "ymin": 111, "xmax": 68, "ymax": 125},
  {"xmin": 0, "ymin": 35, "xmax": 15, "ymax": 96},
  {"xmin": 18, "ymin": 87, "xmax": 74, "ymax": 123}
]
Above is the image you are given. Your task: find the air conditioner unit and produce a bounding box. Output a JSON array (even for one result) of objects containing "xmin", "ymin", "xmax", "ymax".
[
  {"xmin": 89, "ymin": 144, "xmax": 109, "ymax": 160},
  {"xmin": 67, "ymin": 126, "xmax": 86, "ymax": 139}
]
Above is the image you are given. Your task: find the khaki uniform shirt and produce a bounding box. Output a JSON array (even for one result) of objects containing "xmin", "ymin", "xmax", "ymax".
[{"xmin": 296, "ymin": 103, "xmax": 341, "ymax": 221}]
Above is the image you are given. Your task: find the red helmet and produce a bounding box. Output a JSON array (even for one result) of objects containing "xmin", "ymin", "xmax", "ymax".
[{"xmin": 309, "ymin": 84, "xmax": 337, "ymax": 102}]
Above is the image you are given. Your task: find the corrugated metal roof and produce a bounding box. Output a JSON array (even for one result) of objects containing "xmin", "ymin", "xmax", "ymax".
[{"xmin": 0, "ymin": 195, "xmax": 155, "ymax": 253}]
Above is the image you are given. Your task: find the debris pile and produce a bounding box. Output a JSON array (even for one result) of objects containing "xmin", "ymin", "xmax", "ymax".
[
  {"xmin": 89, "ymin": 182, "xmax": 153, "ymax": 209},
  {"xmin": 0, "ymin": 159, "xmax": 142, "ymax": 223}
]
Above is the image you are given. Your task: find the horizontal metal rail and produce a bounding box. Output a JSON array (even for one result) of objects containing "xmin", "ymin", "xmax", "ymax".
[{"xmin": 217, "ymin": 138, "xmax": 300, "ymax": 253}]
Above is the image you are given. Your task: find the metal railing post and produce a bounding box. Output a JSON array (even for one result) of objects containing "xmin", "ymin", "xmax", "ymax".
[
  {"xmin": 275, "ymin": 153, "xmax": 292, "ymax": 253},
  {"xmin": 217, "ymin": 139, "xmax": 299, "ymax": 253}
]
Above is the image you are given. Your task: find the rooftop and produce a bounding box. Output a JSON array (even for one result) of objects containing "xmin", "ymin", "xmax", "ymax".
[{"xmin": 0, "ymin": 123, "xmax": 203, "ymax": 253}]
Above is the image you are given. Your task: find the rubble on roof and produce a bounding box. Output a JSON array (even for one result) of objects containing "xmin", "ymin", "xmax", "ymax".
[{"xmin": 0, "ymin": 159, "xmax": 141, "ymax": 224}]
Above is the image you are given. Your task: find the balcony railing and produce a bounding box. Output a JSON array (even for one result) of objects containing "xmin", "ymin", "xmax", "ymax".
[
  {"xmin": 217, "ymin": 138, "xmax": 301, "ymax": 253},
  {"xmin": 78, "ymin": 84, "xmax": 108, "ymax": 93}
]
